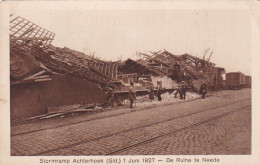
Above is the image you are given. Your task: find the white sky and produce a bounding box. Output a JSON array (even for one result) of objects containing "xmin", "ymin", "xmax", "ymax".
[{"xmin": 12, "ymin": 5, "xmax": 252, "ymax": 75}]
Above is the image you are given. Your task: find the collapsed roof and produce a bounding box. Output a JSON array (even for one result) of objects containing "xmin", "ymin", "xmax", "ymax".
[
  {"xmin": 10, "ymin": 15, "xmax": 223, "ymax": 88},
  {"xmin": 119, "ymin": 50, "xmax": 216, "ymax": 82},
  {"xmin": 10, "ymin": 15, "xmax": 120, "ymax": 87}
]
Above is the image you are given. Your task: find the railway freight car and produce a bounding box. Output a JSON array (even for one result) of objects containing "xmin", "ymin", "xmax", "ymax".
[
  {"xmin": 208, "ymin": 67, "xmax": 226, "ymax": 90},
  {"xmin": 226, "ymin": 72, "xmax": 245, "ymax": 89},
  {"xmin": 245, "ymin": 76, "xmax": 252, "ymax": 88}
]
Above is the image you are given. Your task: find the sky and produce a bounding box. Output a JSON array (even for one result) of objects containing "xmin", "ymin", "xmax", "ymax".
[{"xmin": 11, "ymin": 6, "xmax": 252, "ymax": 75}]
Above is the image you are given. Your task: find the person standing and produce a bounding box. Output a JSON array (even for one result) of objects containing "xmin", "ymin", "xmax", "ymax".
[
  {"xmin": 129, "ymin": 82, "xmax": 136, "ymax": 108},
  {"xmin": 149, "ymin": 84, "xmax": 155, "ymax": 101},
  {"xmin": 104, "ymin": 87, "xmax": 114, "ymax": 106},
  {"xmin": 175, "ymin": 82, "xmax": 182, "ymax": 99},
  {"xmin": 181, "ymin": 81, "xmax": 188, "ymax": 100},
  {"xmin": 199, "ymin": 81, "xmax": 207, "ymax": 99},
  {"xmin": 157, "ymin": 81, "xmax": 162, "ymax": 101}
]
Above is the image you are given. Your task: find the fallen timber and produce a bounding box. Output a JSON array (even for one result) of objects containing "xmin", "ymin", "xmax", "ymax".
[
  {"xmin": 10, "ymin": 15, "xmax": 120, "ymax": 88},
  {"xmin": 136, "ymin": 50, "xmax": 216, "ymax": 81},
  {"xmin": 10, "ymin": 15, "xmax": 226, "ymax": 122}
]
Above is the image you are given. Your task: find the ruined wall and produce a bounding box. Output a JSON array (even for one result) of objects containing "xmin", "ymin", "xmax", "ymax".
[{"xmin": 11, "ymin": 74, "xmax": 106, "ymax": 120}]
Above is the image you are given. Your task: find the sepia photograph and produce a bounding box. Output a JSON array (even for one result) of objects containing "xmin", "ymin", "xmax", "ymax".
[{"xmin": 1, "ymin": 1, "xmax": 260, "ymax": 165}]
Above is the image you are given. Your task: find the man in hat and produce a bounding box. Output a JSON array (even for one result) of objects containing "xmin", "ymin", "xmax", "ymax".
[{"xmin": 129, "ymin": 82, "xmax": 136, "ymax": 108}]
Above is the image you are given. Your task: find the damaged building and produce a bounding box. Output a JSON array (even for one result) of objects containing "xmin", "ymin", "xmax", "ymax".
[
  {"xmin": 119, "ymin": 50, "xmax": 226, "ymax": 91},
  {"xmin": 10, "ymin": 16, "xmax": 123, "ymax": 120},
  {"xmin": 10, "ymin": 15, "xmax": 227, "ymax": 121}
]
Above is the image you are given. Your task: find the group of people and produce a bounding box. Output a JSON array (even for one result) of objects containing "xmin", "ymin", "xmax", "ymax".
[
  {"xmin": 128, "ymin": 80, "xmax": 207, "ymax": 108},
  {"xmin": 175, "ymin": 80, "xmax": 208, "ymax": 100},
  {"xmin": 128, "ymin": 81, "xmax": 162, "ymax": 108},
  {"xmin": 175, "ymin": 81, "xmax": 188, "ymax": 100},
  {"xmin": 149, "ymin": 81, "xmax": 163, "ymax": 102}
]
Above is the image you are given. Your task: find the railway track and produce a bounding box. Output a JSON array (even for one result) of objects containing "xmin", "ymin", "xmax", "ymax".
[
  {"xmin": 29, "ymin": 98, "xmax": 250, "ymax": 156},
  {"xmin": 12, "ymin": 97, "xmax": 200, "ymax": 136},
  {"xmin": 11, "ymin": 96, "xmax": 249, "ymax": 137},
  {"xmin": 105, "ymin": 105, "xmax": 250, "ymax": 155}
]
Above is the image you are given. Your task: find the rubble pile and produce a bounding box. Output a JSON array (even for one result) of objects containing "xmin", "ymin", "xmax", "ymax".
[
  {"xmin": 124, "ymin": 92, "xmax": 200, "ymax": 107},
  {"xmin": 10, "ymin": 15, "xmax": 225, "ymax": 91},
  {"xmin": 151, "ymin": 76, "xmax": 178, "ymax": 89},
  {"xmin": 10, "ymin": 15, "xmax": 227, "ymax": 121},
  {"xmin": 135, "ymin": 50, "xmax": 216, "ymax": 83},
  {"xmin": 119, "ymin": 49, "xmax": 225, "ymax": 92}
]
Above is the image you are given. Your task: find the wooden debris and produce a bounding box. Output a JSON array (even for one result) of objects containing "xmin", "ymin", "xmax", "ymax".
[
  {"xmin": 10, "ymin": 16, "xmax": 55, "ymax": 46},
  {"xmin": 40, "ymin": 113, "xmax": 67, "ymax": 119},
  {"xmin": 47, "ymin": 104, "xmax": 81, "ymax": 114}
]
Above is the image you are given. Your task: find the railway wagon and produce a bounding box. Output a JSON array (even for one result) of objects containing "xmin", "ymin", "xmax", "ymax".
[
  {"xmin": 226, "ymin": 72, "xmax": 245, "ymax": 89},
  {"xmin": 242, "ymin": 73, "xmax": 246, "ymax": 86},
  {"xmin": 245, "ymin": 76, "xmax": 251, "ymax": 88},
  {"xmin": 210, "ymin": 67, "xmax": 226, "ymax": 90}
]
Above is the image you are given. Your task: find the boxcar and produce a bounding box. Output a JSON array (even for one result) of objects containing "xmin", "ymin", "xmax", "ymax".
[
  {"xmin": 242, "ymin": 73, "xmax": 246, "ymax": 86},
  {"xmin": 226, "ymin": 72, "xmax": 245, "ymax": 89},
  {"xmin": 245, "ymin": 76, "xmax": 252, "ymax": 88}
]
